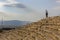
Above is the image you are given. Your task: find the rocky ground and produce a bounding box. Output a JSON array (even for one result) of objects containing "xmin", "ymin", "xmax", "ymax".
[{"xmin": 0, "ymin": 16, "xmax": 60, "ymax": 40}]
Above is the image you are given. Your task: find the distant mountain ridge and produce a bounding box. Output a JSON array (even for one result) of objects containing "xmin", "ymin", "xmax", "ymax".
[{"xmin": 0, "ymin": 20, "xmax": 31, "ymax": 28}]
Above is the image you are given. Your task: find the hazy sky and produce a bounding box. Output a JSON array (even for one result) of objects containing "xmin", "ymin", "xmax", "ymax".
[{"xmin": 0, "ymin": 0, "xmax": 60, "ymax": 22}]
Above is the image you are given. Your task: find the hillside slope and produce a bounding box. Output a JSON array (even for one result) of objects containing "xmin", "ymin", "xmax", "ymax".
[{"xmin": 0, "ymin": 16, "xmax": 60, "ymax": 40}]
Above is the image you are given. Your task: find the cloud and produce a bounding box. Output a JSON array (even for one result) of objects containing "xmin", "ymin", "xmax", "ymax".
[
  {"xmin": 0, "ymin": 0, "xmax": 45, "ymax": 21},
  {"xmin": 56, "ymin": 0, "xmax": 60, "ymax": 3},
  {"xmin": 0, "ymin": 0, "xmax": 26, "ymax": 8},
  {"xmin": 5, "ymin": 0, "xmax": 18, "ymax": 3},
  {"xmin": 0, "ymin": 0, "xmax": 17, "ymax": 7},
  {"xmin": 0, "ymin": 2, "xmax": 7, "ymax": 7},
  {"xmin": 4, "ymin": 3, "xmax": 26, "ymax": 8}
]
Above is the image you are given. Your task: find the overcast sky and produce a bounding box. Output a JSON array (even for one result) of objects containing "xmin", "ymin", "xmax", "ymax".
[{"xmin": 0, "ymin": 0, "xmax": 60, "ymax": 22}]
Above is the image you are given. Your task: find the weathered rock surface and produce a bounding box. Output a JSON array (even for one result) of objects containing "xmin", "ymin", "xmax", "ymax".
[{"xmin": 0, "ymin": 16, "xmax": 60, "ymax": 40}]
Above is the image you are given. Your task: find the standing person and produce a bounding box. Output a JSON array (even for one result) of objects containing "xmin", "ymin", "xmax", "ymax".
[
  {"xmin": 46, "ymin": 10, "xmax": 48, "ymax": 23},
  {"xmin": 46, "ymin": 10, "xmax": 48, "ymax": 18}
]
